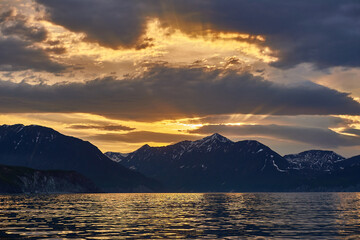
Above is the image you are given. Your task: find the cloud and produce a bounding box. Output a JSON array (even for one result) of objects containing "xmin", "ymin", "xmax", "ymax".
[
  {"xmin": 0, "ymin": 65, "xmax": 359, "ymax": 120},
  {"xmin": 45, "ymin": 47, "xmax": 66, "ymax": 55},
  {"xmin": 343, "ymin": 128, "xmax": 360, "ymax": 137},
  {"xmin": 88, "ymin": 131, "xmax": 199, "ymax": 143},
  {"xmin": 36, "ymin": 0, "xmax": 360, "ymax": 68},
  {"xmin": 36, "ymin": 0, "xmax": 154, "ymax": 49},
  {"xmin": 0, "ymin": 9, "xmax": 14, "ymax": 23},
  {"xmin": 0, "ymin": 9, "xmax": 67, "ymax": 72},
  {"xmin": 182, "ymin": 114, "xmax": 352, "ymax": 130},
  {"xmin": 69, "ymin": 124, "xmax": 135, "ymax": 131},
  {"xmin": 0, "ymin": 12, "xmax": 48, "ymax": 42},
  {"xmin": 0, "ymin": 38, "xmax": 66, "ymax": 72},
  {"xmin": 189, "ymin": 124, "xmax": 360, "ymax": 148}
]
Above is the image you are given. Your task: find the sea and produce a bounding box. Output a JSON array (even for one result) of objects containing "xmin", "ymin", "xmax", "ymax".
[{"xmin": 0, "ymin": 192, "xmax": 360, "ymax": 239}]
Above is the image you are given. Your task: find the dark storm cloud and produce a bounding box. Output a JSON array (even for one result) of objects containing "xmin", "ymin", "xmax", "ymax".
[
  {"xmin": 0, "ymin": 9, "xmax": 67, "ymax": 72},
  {"xmin": 0, "ymin": 66, "xmax": 360, "ymax": 120},
  {"xmin": 1, "ymin": 16, "xmax": 47, "ymax": 42},
  {"xmin": 189, "ymin": 124, "xmax": 360, "ymax": 148},
  {"xmin": 88, "ymin": 131, "xmax": 199, "ymax": 143},
  {"xmin": 36, "ymin": 0, "xmax": 154, "ymax": 49},
  {"xmin": 36, "ymin": 0, "xmax": 360, "ymax": 68},
  {"xmin": 69, "ymin": 124, "xmax": 135, "ymax": 131},
  {"xmin": 0, "ymin": 38, "xmax": 66, "ymax": 72}
]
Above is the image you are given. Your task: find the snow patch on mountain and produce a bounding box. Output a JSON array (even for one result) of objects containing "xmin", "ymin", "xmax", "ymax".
[{"xmin": 105, "ymin": 152, "xmax": 129, "ymax": 162}]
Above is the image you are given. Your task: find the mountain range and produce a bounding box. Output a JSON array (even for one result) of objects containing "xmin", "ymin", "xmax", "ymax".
[
  {"xmin": 106, "ymin": 133, "xmax": 360, "ymax": 192},
  {"xmin": 0, "ymin": 123, "xmax": 360, "ymax": 193},
  {"xmin": 107, "ymin": 134, "xmax": 290, "ymax": 191}
]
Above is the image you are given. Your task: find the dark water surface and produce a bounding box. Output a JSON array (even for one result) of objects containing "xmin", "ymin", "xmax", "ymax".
[{"xmin": 0, "ymin": 193, "xmax": 360, "ymax": 239}]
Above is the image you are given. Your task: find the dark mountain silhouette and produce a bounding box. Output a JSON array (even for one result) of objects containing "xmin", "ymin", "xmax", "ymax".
[
  {"xmin": 106, "ymin": 133, "xmax": 294, "ymax": 191},
  {"xmin": 0, "ymin": 124, "xmax": 160, "ymax": 192},
  {"xmin": 0, "ymin": 164, "xmax": 98, "ymax": 193},
  {"xmin": 284, "ymin": 150, "xmax": 345, "ymax": 177},
  {"xmin": 107, "ymin": 134, "xmax": 360, "ymax": 192},
  {"xmin": 336, "ymin": 154, "xmax": 360, "ymax": 169},
  {"xmin": 1, "ymin": 124, "xmax": 359, "ymax": 193}
]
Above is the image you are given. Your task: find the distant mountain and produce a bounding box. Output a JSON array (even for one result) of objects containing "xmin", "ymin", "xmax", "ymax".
[
  {"xmin": 106, "ymin": 134, "xmax": 360, "ymax": 192},
  {"xmin": 0, "ymin": 124, "xmax": 160, "ymax": 192},
  {"xmin": 295, "ymin": 155, "xmax": 360, "ymax": 191},
  {"xmin": 106, "ymin": 133, "xmax": 293, "ymax": 192},
  {"xmin": 284, "ymin": 150, "xmax": 345, "ymax": 175},
  {"xmin": 0, "ymin": 164, "xmax": 98, "ymax": 194}
]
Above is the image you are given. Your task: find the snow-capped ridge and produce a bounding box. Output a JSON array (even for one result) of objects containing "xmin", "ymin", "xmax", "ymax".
[
  {"xmin": 128, "ymin": 134, "xmax": 234, "ymax": 158},
  {"xmin": 0, "ymin": 124, "xmax": 62, "ymax": 146},
  {"xmin": 199, "ymin": 133, "xmax": 232, "ymax": 143},
  {"xmin": 284, "ymin": 149, "xmax": 345, "ymax": 172},
  {"xmin": 189, "ymin": 133, "xmax": 232, "ymax": 149}
]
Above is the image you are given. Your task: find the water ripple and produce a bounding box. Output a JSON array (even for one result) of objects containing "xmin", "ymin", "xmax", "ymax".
[{"xmin": 0, "ymin": 193, "xmax": 360, "ymax": 239}]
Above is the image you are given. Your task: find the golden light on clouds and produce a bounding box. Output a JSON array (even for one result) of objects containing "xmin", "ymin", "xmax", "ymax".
[
  {"xmin": 330, "ymin": 127, "xmax": 358, "ymax": 137},
  {"xmin": 3, "ymin": 16, "xmax": 277, "ymax": 85},
  {"xmin": 0, "ymin": 113, "xmax": 203, "ymax": 152},
  {"xmin": 336, "ymin": 115, "xmax": 360, "ymax": 129},
  {"xmin": 0, "ymin": 112, "xmax": 259, "ymax": 152},
  {"xmin": 310, "ymin": 67, "xmax": 360, "ymax": 100},
  {"xmin": 328, "ymin": 115, "xmax": 360, "ymax": 139}
]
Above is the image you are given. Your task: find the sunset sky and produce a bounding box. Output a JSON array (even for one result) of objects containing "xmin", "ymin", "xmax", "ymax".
[{"xmin": 0, "ymin": 0, "xmax": 359, "ymax": 156}]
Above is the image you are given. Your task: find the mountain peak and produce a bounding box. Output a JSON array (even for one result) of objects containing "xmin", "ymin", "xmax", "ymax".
[
  {"xmin": 201, "ymin": 133, "xmax": 232, "ymax": 143},
  {"xmin": 136, "ymin": 144, "xmax": 151, "ymax": 151},
  {"xmin": 1, "ymin": 124, "xmax": 58, "ymax": 133},
  {"xmin": 0, "ymin": 124, "xmax": 62, "ymax": 144},
  {"xmin": 186, "ymin": 133, "xmax": 233, "ymax": 151}
]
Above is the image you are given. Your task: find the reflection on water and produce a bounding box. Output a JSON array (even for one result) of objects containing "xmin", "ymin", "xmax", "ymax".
[{"xmin": 0, "ymin": 193, "xmax": 360, "ymax": 239}]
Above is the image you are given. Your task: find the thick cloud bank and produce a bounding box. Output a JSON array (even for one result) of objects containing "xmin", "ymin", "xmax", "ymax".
[
  {"xmin": 37, "ymin": 0, "xmax": 360, "ymax": 68},
  {"xmin": 0, "ymin": 66, "xmax": 359, "ymax": 120}
]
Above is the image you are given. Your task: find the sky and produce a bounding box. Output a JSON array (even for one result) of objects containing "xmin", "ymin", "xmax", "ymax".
[{"xmin": 0, "ymin": 0, "xmax": 359, "ymax": 157}]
